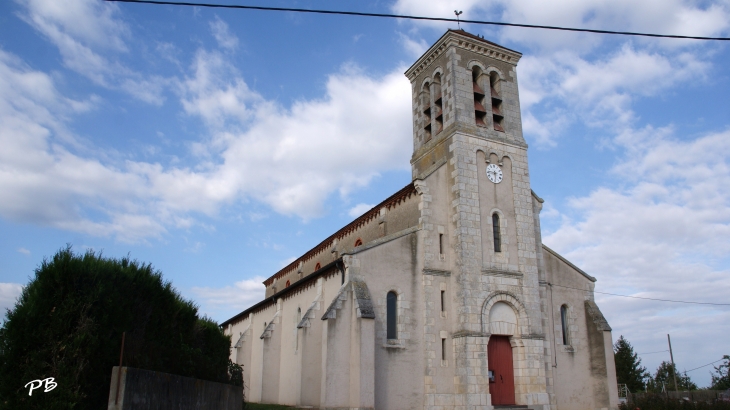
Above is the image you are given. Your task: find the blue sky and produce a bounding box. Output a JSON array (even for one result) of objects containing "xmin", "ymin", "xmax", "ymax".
[{"xmin": 1, "ymin": 0, "xmax": 729, "ymax": 387}]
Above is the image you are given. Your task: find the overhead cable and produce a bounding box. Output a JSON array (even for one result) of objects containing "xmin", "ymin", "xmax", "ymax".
[
  {"xmin": 637, "ymin": 350, "xmax": 669, "ymax": 355},
  {"xmin": 549, "ymin": 283, "xmax": 730, "ymax": 306},
  {"xmin": 685, "ymin": 358, "xmax": 726, "ymax": 373},
  {"xmin": 104, "ymin": 0, "xmax": 730, "ymax": 41}
]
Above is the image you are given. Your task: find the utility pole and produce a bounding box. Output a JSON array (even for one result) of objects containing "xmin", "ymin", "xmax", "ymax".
[{"xmin": 668, "ymin": 334, "xmax": 679, "ymax": 395}]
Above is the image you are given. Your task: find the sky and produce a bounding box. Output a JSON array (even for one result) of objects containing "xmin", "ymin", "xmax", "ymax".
[{"xmin": 0, "ymin": 0, "xmax": 729, "ymax": 388}]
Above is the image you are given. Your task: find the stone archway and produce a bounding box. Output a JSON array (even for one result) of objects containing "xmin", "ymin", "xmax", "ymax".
[{"xmin": 482, "ymin": 292, "xmax": 530, "ymax": 407}]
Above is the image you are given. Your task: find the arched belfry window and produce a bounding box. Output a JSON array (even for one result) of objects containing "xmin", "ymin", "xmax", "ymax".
[
  {"xmin": 490, "ymin": 72, "xmax": 504, "ymax": 132},
  {"xmin": 492, "ymin": 213, "xmax": 501, "ymax": 252},
  {"xmin": 422, "ymin": 83, "xmax": 432, "ymax": 141},
  {"xmin": 472, "ymin": 67, "xmax": 487, "ymax": 126},
  {"xmin": 387, "ymin": 291, "xmax": 397, "ymax": 340},
  {"xmin": 433, "ymin": 73, "xmax": 443, "ymax": 134},
  {"xmin": 560, "ymin": 305, "xmax": 570, "ymax": 345}
]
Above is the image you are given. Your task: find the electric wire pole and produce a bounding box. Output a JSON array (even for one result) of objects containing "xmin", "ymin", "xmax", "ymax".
[{"xmin": 668, "ymin": 334, "xmax": 679, "ymax": 395}]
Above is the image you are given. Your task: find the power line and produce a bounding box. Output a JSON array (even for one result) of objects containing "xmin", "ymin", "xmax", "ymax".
[
  {"xmin": 637, "ymin": 350, "xmax": 669, "ymax": 355},
  {"xmin": 550, "ymin": 283, "xmax": 730, "ymax": 306},
  {"xmin": 685, "ymin": 358, "xmax": 726, "ymax": 373},
  {"xmin": 105, "ymin": 0, "xmax": 730, "ymax": 41}
]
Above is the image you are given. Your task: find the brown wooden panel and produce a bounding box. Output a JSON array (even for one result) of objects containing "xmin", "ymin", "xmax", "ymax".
[{"xmin": 488, "ymin": 336, "xmax": 515, "ymax": 405}]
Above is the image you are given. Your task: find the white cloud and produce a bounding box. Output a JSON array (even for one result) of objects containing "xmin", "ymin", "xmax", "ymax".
[
  {"xmin": 17, "ymin": 0, "xmax": 169, "ymax": 105},
  {"xmin": 0, "ymin": 41, "xmax": 412, "ymax": 241},
  {"xmin": 191, "ymin": 276, "xmax": 266, "ymax": 314},
  {"xmin": 348, "ymin": 203, "xmax": 375, "ymax": 218},
  {"xmin": 19, "ymin": 0, "xmax": 129, "ymax": 52},
  {"xmin": 392, "ymin": 0, "xmax": 730, "ymax": 50},
  {"xmin": 397, "ymin": 32, "xmax": 429, "ymax": 59},
  {"xmin": 517, "ymin": 46, "xmax": 708, "ymax": 145},
  {"xmin": 0, "ymin": 283, "xmax": 23, "ymax": 316},
  {"xmin": 543, "ymin": 127, "xmax": 730, "ymax": 384},
  {"xmin": 17, "ymin": 248, "xmax": 30, "ymax": 255},
  {"xmin": 172, "ymin": 60, "xmax": 412, "ymax": 219},
  {"xmin": 209, "ymin": 16, "xmax": 239, "ymax": 51}
]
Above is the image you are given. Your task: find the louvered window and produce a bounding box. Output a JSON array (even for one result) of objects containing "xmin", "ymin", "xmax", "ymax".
[
  {"xmin": 490, "ymin": 72, "xmax": 505, "ymax": 132},
  {"xmin": 473, "ymin": 68, "xmax": 487, "ymax": 126},
  {"xmin": 434, "ymin": 73, "xmax": 443, "ymax": 134}
]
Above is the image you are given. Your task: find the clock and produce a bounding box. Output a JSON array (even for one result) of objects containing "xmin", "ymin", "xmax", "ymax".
[{"xmin": 486, "ymin": 164, "xmax": 503, "ymax": 183}]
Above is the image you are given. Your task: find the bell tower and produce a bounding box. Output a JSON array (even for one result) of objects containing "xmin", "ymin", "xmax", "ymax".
[{"xmin": 405, "ymin": 30, "xmax": 552, "ymax": 408}]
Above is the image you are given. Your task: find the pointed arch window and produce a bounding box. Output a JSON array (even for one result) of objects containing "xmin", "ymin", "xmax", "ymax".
[
  {"xmin": 285, "ymin": 280, "xmax": 290, "ymax": 288},
  {"xmin": 387, "ymin": 291, "xmax": 398, "ymax": 340},
  {"xmin": 561, "ymin": 305, "xmax": 570, "ymax": 345},
  {"xmin": 492, "ymin": 213, "xmax": 501, "ymax": 252},
  {"xmin": 314, "ymin": 262, "xmax": 321, "ymax": 271},
  {"xmin": 354, "ymin": 238, "xmax": 363, "ymax": 247}
]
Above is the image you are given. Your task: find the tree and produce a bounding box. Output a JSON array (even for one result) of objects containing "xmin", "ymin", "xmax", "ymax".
[
  {"xmin": 614, "ymin": 335, "xmax": 649, "ymax": 392},
  {"xmin": 711, "ymin": 355, "xmax": 730, "ymax": 390},
  {"xmin": 0, "ymin": 246, "xmax": 236, "ymax": 410},
  {"xmin": 647, "ymin": 361, "xmax": 697, "ymax": 392}
]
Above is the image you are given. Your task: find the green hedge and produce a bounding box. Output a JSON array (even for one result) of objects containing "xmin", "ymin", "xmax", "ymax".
[{"xmin": 0, "ymin": 246, "xmax": 235, "ymax": 410}]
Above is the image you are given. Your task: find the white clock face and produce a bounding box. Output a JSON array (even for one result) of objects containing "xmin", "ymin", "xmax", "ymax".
[{"xmin": 486, "ymin": 164, "xmax": 503, "ymax": 184}]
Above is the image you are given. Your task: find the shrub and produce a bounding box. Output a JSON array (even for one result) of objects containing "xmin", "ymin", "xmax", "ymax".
[{"xmin": 0, "ymin": 246, "xmax": 236, "ymax": 410}]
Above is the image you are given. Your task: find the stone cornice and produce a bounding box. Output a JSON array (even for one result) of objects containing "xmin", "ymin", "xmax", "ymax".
[{"xmin": 405, "ymin": 30, "xmax": 522, "ymax": 82}]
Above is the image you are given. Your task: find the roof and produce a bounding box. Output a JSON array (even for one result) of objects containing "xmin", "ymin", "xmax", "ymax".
[
  {"xmin": 262, "ymin": 182, "xmax": 417, "ymax": 287},
  {"xmin": 446, "ymin": 29, "xmax": 521, "ymax": 54},
  {"xmin": 221, "ymin": 259, "xmax": 343, "ymax": 328},
  {"xmin": 405, "ymin": 29, "xmax": 522, "ymax": 77},
  {"xmin": 542, "ymin": 245, "xmax": 596, "ymax": 282}
]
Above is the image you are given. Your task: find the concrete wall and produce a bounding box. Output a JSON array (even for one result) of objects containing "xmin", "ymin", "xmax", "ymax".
[{"xmin": 107, "ymin": 366, "xmax": 241, "ymax": 410}]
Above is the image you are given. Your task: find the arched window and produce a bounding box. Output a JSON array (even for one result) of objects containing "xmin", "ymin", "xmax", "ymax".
[
  {"xmin": 422, "ymin": 83, "xmax": 432, "ymax": 141},
  {"xmin": 433, "ymin": 73, "xmax": 443, "ymax": 134},
  {"xmin": 387, "ymin": 291, "xmax": 398, "ymax": 340},
  {"xmin": 472, "ymin": 67, "xmax": 487, "ymax": 126},
  {"xmin": 560, "ymin": 305, "xmax": 570, "ymax": 345},
  {"xmin": 354, "ymin": 238, "xmax": 363, "ymax": 247},
  {"xmin": 314, "ymin": 262, "xmax": 321, "ymax": 271},
  {"xmin": 492, "ymin": 213, "xmax": 501, "ymax": 252},
  {"xmin": 285, "ymin": 280, "xmax": 290, "ymax": 288},
  {"xmin": 490, "ymin": 72, "xmax": 504, "ymax": 132}
]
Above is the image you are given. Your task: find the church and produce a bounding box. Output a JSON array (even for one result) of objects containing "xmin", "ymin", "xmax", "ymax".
[{"xmin": 222, "ymin": 30, "xmax": 619, "ymax": 410}]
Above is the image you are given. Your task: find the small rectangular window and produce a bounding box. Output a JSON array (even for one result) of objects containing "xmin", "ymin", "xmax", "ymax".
[
  {"xmin": 440, "ymin": 290, "xmax": 445, "ymax": 312},
  {"xmin": 441, "ymin": 338, "xmax": 446, "ymax": 360},
  {"xmin": 439, "ymin": 233, "xmax": 444, "ymax": 255}
]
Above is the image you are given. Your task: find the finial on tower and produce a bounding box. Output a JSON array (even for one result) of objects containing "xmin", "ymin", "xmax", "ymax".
[{"xmin": 454, "ymin": 10, "xmax": 463, "ymax": 30}]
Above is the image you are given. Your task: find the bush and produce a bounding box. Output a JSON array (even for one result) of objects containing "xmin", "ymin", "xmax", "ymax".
[
  {"xmin": 621, "ymin": 393, "xmax": 730, "ymax": 410},
  {"xmin": 0, "ymin": 246, "xmax": 236, "ymax": 410}
]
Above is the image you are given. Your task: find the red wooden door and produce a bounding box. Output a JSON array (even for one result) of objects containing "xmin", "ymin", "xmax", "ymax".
[{"xmin": 488, "ymin": 336, "xmax": 515, "ymax": 405}]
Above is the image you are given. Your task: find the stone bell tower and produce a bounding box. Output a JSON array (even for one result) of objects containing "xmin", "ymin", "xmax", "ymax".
[{"xmin": 405, "ymin": 30, "xmax": 552, "ymax": 408}]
